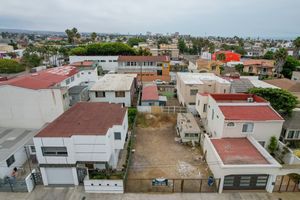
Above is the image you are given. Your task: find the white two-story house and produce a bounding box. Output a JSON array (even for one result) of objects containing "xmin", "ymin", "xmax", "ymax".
[
  {"xmin": 0, "ymin": 66, "xmax": 82, "ymax": 129},
  {"xmin": 196, "ymin": 93, "xmax": 284, "ymax": 147},
  {"xmin": 196, "ymin": 93, "xmax": 285, "ymax": 193},
  {"xmin": 89, "ymin": 74, "xmax": 137, "ymax": 107},
  {"xmin": 33, "ymin": 102, "xmax": 128, "ymax": 186}
]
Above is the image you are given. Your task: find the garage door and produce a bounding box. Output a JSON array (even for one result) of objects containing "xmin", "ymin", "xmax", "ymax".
[
  {"xmin": 224, "ymin": 175, "xmax": 269, "ymax": 190},
  {"xmin": 46, "ymin": 168, "xmax": 74, "ymax": 185}
]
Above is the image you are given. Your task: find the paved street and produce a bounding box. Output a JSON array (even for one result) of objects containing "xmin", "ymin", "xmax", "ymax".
[{"xmin": 0, "ymin": 186, "xmax": 299, "ymax": 200}]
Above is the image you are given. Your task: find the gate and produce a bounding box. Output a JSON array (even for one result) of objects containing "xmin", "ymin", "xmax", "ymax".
[
  {"xmin": 273, "ymin": 175, "xmax": 300, "ymax": 192},
  {"xmin": 125, "ymin": 178, "xmax": 220, "ymax": 193}
]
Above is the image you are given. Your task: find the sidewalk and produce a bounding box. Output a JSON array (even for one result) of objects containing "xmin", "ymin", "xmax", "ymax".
[{"xmin": 0, "ymin": 186, "xmax": 299, "ymax": 200}]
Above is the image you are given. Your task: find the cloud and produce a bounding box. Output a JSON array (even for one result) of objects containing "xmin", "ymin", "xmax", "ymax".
[{"xmin": 0, "ymin": 0, "xmax": 299, "ymax": 38}]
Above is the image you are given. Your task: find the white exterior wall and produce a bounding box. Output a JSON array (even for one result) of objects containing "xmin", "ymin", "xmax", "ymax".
[
  {"xmin": 0, "ymin": 85, "xmax": 67, "ymax": 129},
  {"xmin": 0, "ymin": 146, "xmax": 27, "ymax": 179},
  {"xmin": 203, "ymin": 135, "xmax": 282, "ymax": 193},
  {"xmin": 69, "ymin": 56, "xmax": 118, "ymax": 71},
  {"xmin": 200, "ymin": 96, "xmax": 284, "ymax": 146},
  {"xmin": 84, "ymin": 179, "xmax": 124, "ymax": 193},
  {"xmin": 89, "ymin": 91, "xmax": 131, "ymax": 107},
  {"xmin": 78, "ymin": 68, "xmax": 99, "ymax": 83},
  {"xmin": 33, "ymin": 110, "xmax": 128, "ymax": 165},
  {"xmin": 195, "ymin": 94, "xmax": 208, "ymax": 118},
  {"xmin": 222, "ymin": 120, "xmax": 283, "ymax": 146}
]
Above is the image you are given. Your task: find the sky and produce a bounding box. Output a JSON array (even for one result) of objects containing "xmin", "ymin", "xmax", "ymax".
[{"xmin": 0, "ymin": 0, "xmax": 299, "ymax": 38}]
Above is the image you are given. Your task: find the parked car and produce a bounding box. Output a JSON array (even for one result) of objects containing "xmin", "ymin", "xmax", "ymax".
[{"xmin": 153, "ymin": 79, "xmax": 166, "ymax": 85}]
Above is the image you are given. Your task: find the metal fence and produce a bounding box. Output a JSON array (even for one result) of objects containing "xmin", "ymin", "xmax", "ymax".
[
  {"xmin": 137, "ymin": 106, "xmax": 187, "ymax": 114},
  {"xmin": 0, "ymin": 176, "xmax": 29, "ymax": 192},
  {"xmin": 125, "ymin": 178, "xmax": 220, "ymax": 193}
]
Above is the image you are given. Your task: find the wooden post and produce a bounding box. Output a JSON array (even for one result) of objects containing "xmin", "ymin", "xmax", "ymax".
[
  {"xmin": 286, "ymin": 177, "xmax": 291, "ymax": 192},
  {"xmin": 181, "ymin": 179, "xmax": 184, "ymax": 192},
  {"xmin": 199, "ymin": 179, "xmax": 202, "ymax": 192},
  {"xmin": 278, "ymin": 176, "xmax": 284, "ymax": 192}
]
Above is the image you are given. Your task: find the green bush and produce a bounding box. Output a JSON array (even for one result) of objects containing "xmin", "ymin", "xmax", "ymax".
[
  {"xmin": 0, "ymin": 59, "xmax": 25, "ymax": 73},
  {"xmin": 69, "ymin": 42, "xmax": 136, "ymax": 56}
]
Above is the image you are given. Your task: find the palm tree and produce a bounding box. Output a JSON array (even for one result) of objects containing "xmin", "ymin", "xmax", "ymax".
[
  {"xmin": 274, "ymin": 48, "xmax": 288, "ymax": 75},
  {"xmin": 293, "ymin": 37, "xmax": 300, "ymax": 59}
]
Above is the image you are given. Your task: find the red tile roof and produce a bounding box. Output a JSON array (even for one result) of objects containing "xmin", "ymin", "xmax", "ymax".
[
  {"xmin": 210, "ymin": 94, "xmax": 267, "ymax": 103},
  {"xmin": 118, "ymin": 56, "xmax": 170, "ymax": 62},
  {"xmin": 211, "ymin": 138, "xmax": 269, "ymax": 165},
  {"xmin": 243, "ymin": 59, "xmax": 274, "ymax": 68},
  {"xmin": 142, "ymin": 85, "xmax": 159, "ymax": 101},
  {"xmin": 219, "ymin": 105, "xmax": 283, "ymax": 121},
  {"xmin": 0, "ymin": 66, "xmax": 78, "ymax": 90},
  {"xmin": 36, "ymin": 102, "xmax": 127, "ymax": 137},
  {"xmin": 70, "ymin": 61, "xmax": 95, "ymax": 67}
]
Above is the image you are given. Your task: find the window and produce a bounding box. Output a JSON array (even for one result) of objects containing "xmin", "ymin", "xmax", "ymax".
[
  {"xmin": 95, "ymin": 91, "xmax": 105, "ymax": 98},
  {"xmin": 42, "ymin": 147, "xmax": 68, "ymax": 156},
  {"xmin": 227, "ymin": 122, "xmax": 234, "ymax": 127},
  {"xmin": 71, "ymin": 76, "xmax": 75, "ymax": 82},
  {"xmin": 6, "ymin": 155, "xmax": 15, "ymax": 167},
  {"xmin": 30, "ymin": 146, "xmax": 36, "ymax": 153},
  {"xmin": 88, "ymin": 72, "xmax": 91, "ymax": 75},
  {"xmin": 190, "ymin": 89, "xmax": 198, "ymax": 96},
  {"xmin": 115, "ymin": 91, "xmax": 125, "ymax": 97},
  {"xmin": 203, "ymin": 104, "xmax": 207, "ymax": 112},
  {"xmin": 295, "ymin": 131, "xmax": 300, "ymax": 139},
  {"xmin": 81, "ymin": 72, "xmax": 84, "ymax": 75},
  {"xmin": 242, "ymin": 123, "xmax": 254, "ymax": 133},
  {"xmin": 109, "ymin": 60, "xmax": 112, "ymax": 62},
  {"xmin": 197, "ymin": 100, "xmax": 200, "ymax": 106},
  {"xmin": 114, "ymin": 132, "xmax": 121, "ymax": 140},
  {"xmin": 100, "ymin": 60, "xmax": 106, "ymax": 62},
  {"xmin": 184, "ymin": 133, "xmax": 199, "ymax": 138},
  {"xmin": 77, "ymin": 73, "xmax": 80, "ymax": 78},
  {"xmin": 287, "ymin": 130, "xmax": 295, "ymax": 138},
  {"xmin": 258, "ymin": 141, "xmax": 266, "ymax": 147},
  {"xmin": 66, "ymin": 79, "xmax": 70, "ymax": 85},
  {"xmin": 212, "ymin": 109, "xmax": 214, "ymax": 120},
  {"xmin": 189, "ymin": 102, "xmax": 195, "ymax": 105}
]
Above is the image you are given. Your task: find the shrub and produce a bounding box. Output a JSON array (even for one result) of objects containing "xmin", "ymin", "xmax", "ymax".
[{"xmin": 0, "ymin": 59, "xmax": 25, "ymax": 73}]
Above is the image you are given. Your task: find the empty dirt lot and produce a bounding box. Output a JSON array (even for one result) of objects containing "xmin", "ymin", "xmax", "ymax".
[{"xmin": 127, "ymin": 113, "xmax": 209, "ymax": 179}]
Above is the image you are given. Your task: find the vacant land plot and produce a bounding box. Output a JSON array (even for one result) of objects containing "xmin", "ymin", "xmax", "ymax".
[{"xmin": 127, "ymin": 113, "xmax": 209, "ymax": 180}]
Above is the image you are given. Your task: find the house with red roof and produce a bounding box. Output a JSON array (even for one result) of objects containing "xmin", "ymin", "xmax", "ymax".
[
  {"xmin": 33, "ymin": 102, "xmax": 128, "ymax": 191},
  {"xmin": 195, "ymin": 93, "xmax": 287, "ymax": 193},
  {"xmin": 0, "ymin": 66, "xmax": 82, "ymax": 129},
  {"xmin": 212, "ymin": 51, "xmax": 241, "ymax": 63},
  {"xmin": 141, "ymin": 84, "xmax": 167, "ymax": 106}
]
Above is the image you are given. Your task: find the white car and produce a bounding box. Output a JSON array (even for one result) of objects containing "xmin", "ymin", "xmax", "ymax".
[{"xmin": 153, "ymin": 79, "xmax": 166, "ymax": 85}]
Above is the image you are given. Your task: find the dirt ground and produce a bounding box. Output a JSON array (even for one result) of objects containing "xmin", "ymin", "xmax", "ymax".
[{"xmin": 128, "ymin": 114, "xmax": 209, "ymax": 179}]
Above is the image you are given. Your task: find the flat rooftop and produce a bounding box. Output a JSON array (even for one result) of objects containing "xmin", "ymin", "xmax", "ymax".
[
  {"xmin": 177, "ymin": 72, "xmax": 230, "ymax": 85},
  {"xmin": 90, "ymin": 74, "xmax": 136, "ymax": 91},
  {"xmin": 210, "ymin": 93, "xmax": 267, "ymax": 103},
  {"xmin": 0, "ymin": 127, "xmax": 37, "ymax": 161},
  {"xmin": 211, "ymin": 138, "xmax": 269, "ymax": 165},
  {"xmin": 177, "ymin": 113, "xmax": 200, "ymax": 133}
]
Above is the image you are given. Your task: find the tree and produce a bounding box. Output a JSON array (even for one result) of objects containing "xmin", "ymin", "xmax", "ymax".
[
  {"xmin": 216, "ymin": 53, "xmax": 226, "ymax": 61},
  {"xmin": 91, "ymin": 32, "xmax": 97, "ymax": 41},
  {"xmin": 235, "ymin": 64, "xmax": 244, "ymax": 73},
  {"xmin": 127, "ymin": 37, "xmax": 146, "ymax": 47},
  {"xmin": 293, "ymin": 36, "xmax": 300, "ymax": 59},
  {"xmin": 268, "ymin": 136, "xmax": 278, "ymax": 155},
  {"xmin": 136, "ymin": 47, "xmax": 151, "ymax": 56},
  {"xmin": 178, "ymin": 38, "xmax": 187, "ymax": 53},
  {"xmin": 281, "ymin": 56, "xmax": 300, "ymax": 78},
  {"xmin": 274, "ymin": 48, "xmax": 288, "ymax": 75},
  {"xmin": 263, "ymin": 51, "xmax": 274, "ymax": 60},
  {"xmin": 248, "ymin": 88, "xmax": 298, "ymax": 115},
  {"xmin": 0, "ymin": 59, "xmax": 25, "ymax": 73},
  {"xmin": 157, "ymin": 37, "xmax": 170, "ymax": 47},
  {"xmin": 21, "ymin": 53, "xmax": 42, "ymax": 68},
  {"xmin": 65, "ymin": 27, "xmax": 81, "ymax": 44},
  {"xmin": 69, "ymin": 43, "xmax": 136, "ymax": 56}
]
